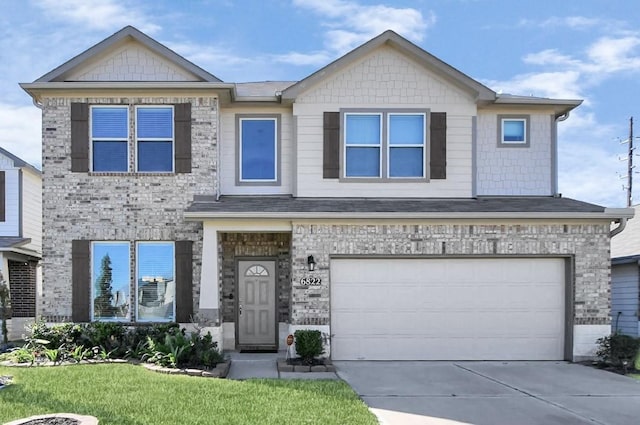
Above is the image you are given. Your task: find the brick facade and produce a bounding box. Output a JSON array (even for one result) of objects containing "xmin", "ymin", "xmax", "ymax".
[
  {"xmin": 290, "ymin": 222, "xmax": 611, "ymax": 326},
  {"xmin": 40, "ymin": 96, "xmax": 217, "ymax": 321},
  {"xmin": 8, "ymin": 260, "xmax": 37, "ymax": 318}
]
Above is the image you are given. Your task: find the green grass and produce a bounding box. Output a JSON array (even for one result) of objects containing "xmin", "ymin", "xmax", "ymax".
[{"xmin": 0, "ymin": 364, "xmax": 377, "ymax": 425}]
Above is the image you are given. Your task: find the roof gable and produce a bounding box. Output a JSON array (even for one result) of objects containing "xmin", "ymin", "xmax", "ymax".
[
  {"xmin": 282, "ymin": 30, "xmax": 496, "ymax": 102},
  {"xmin": 0, "ymin": 146, "xmax": 41, "ymax": 175},
  {"xmin": 36, "ymin": 26, "xmax": 221, "ymax": 83}
]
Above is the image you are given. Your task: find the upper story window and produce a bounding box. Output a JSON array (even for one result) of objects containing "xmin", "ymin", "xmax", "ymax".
[
  {"xmin": 74, "ymin": 102, "xmax": 191, "ymax": 174},
  {"xmin": 343, "ymin": 110, "xmax": 427, "ymax": 179},
  {"xmin": 237, "ymin": 115, "xmax": 280, "ymax": 185},
  {"xmin": 136, "ymin": 106, "xmax": 174, "ymax": 172},
  {"xmin": 498, "ymin": 115, "xmax": 530, "ymax": 147},
  {"xmin": 91, "ymin": 106, "xmax": 129, "ymax": 172}
]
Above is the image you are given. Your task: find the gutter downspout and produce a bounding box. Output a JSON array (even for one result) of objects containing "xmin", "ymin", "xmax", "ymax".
[
  {"xmin": 556, "ymin": 111, "xmax": 570, "ymax": 121},
  {"xmin": 610, "ymin": 217, "xmax": 628, "ymax": 238},
  {"xmin": 215, "ymin": 96, "xmax": 221, "ymax": 201}
]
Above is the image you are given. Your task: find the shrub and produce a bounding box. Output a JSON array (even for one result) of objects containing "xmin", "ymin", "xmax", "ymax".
[
  {"xmin": 596, "ymin": 333, "xmax": 640, "ymax": 371},
  {"xmin": 294, "ymin": 330, "xmax": 324, "ymax": 365}
]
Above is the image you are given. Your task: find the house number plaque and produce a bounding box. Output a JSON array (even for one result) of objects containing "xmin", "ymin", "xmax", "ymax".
[{"xmin": 300, "ymin": 277, "xmax": 322, "ymax": 286}]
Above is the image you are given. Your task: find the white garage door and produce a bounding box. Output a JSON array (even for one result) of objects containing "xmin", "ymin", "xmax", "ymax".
[{"xmin": 330, "ymin": 258, "xmax": 565, "ymax": 360}]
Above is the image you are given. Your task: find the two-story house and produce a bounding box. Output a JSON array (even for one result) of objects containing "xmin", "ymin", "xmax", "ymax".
[
  {"xmin": 0, "ymin": 147, "xmax": 41, "ymax": 341},
  {"xmin": 21, "ymin": 26, "xmax": 633, "ymax": 361}
]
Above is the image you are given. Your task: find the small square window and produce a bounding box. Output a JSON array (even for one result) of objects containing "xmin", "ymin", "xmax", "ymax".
[
  {"xmin": 136, "ymin": 107, "xmax": 174, "ymax": 172},
  {"xmin": 91, "ymin": 107, "xmax": 128, "ymax": 172},
  {"xmin": 499, "ymin": 116, "xmax": 530, "ymax": 146}
]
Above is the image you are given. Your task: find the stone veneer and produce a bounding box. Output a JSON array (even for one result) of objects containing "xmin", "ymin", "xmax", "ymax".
[
  {"xmin": 40, "ymin": 96, "xmax": 218, "ymax": 321},
  {"xmin": 289, "ymin": 222, "xmax": 611, "ymax": 326}
]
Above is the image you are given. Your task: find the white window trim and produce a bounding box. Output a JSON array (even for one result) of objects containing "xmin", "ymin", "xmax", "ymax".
[
  {"xmin": 89, "ymin": 105, "xmax": 130, "ymax": 173},
  {"xmin": 386, "ymin": 112, "xmax": 427, "ymax": 179},
  {"xmin": 135, "ymin": 241, "xmax": 176, "ymax": 323},
  {"xmin": 135, "ymin": 105, "xmax": 175, "ymax": 173},
  {"xmin": 238, "ymin": 116, "xmax": 279, "ymax": 183},
  {"xmin": 498, "ymin": 115, "xmax": 530, "ymax": 147},
  {"xmin": 90, "ymin": 241, "xmax": 131, "ymax": 322},
  {"xmin": 343, "ymin": 112, "xmax": 383, "ymax": 178}
]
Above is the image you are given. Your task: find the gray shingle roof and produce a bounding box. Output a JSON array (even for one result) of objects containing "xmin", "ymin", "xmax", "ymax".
[
  {"xmin": 0, "ymin": 237, "xmax": 30, "ymax": 249},
  {"xmin": 186, "ymin": 195, "xmax": 605, "ymax": 215}
]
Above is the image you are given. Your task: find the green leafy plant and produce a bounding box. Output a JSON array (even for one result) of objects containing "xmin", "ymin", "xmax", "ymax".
[
  {"xmin": 70, "ymin": 345, "xmax": 91, "ymax": 363},
  {"xmin": 294, "ymin": 330, "xmax": 325, "ymax": 365},
  {"xmin": 43, "ymin": 347, "xmax": 63, "ymax": 364},
  {"xmin": 596, "ymin": 333, "xmax": 640, "ymax": 372}
]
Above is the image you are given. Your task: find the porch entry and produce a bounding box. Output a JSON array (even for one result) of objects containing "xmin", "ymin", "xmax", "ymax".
[{"xmin": 237, "ymin": 260, "xmax": 277, "ymax": 350}]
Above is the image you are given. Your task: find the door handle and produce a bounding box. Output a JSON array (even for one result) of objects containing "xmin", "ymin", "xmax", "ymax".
[{"xmin": 239, "ymin": 304, "xmax": 243, "ymax": 315}]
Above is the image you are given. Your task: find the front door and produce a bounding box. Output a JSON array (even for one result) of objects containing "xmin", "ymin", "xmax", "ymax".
[{"xmin": 237, "ymin": 260, "xmax": 276, "ymax": 349}]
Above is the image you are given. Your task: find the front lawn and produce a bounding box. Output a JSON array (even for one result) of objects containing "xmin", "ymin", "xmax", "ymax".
[{"xmin": 0, "ymin": 364, "xmax": 377, "ymax": 425}]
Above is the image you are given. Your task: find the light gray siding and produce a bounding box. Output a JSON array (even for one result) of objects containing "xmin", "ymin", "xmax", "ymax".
[{"xmin": 611, "ymin": 263, "xmax": 639, "ymax": 337}]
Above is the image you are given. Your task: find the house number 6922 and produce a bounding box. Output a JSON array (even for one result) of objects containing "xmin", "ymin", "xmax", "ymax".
[{"xmin": 300, "ymin": 277, "xmax": 322, "ymax": 286}]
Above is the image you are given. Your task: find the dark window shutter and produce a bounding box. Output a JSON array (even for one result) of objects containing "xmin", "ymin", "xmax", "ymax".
[
  {"xmin": 174, "ymin": 103, "xmax": 192, "ymax": 173},
  {"xmin": 71, "ymin": 103, "xmax": 89, "ymax": 172},
  {"xmin": 0, "ymin": 171, "xmax": 5, "ymax": 222},
  {"xmin": 175, "ymin": 240, "xmax": 193, "ymax": 322},
  {"xmin": 72, "ymin": 240, "xmax": 91, "ymax": 322},
  {"xmin": 323, "ymin": 112, "xmax": 340, "ymax": 179},
  {"xmin": 430, "ymin": 112, "xmax": 447, "ymax": 179}
]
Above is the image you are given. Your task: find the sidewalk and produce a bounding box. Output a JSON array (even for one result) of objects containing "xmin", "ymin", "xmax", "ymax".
[{"xmin": 225, "ymin": 351, "xmax": 339, "ymax": 380}]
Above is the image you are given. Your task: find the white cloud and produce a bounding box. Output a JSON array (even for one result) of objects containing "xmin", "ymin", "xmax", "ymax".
[
  {"xmin": 518, "ymin": 16, "xmax": 622, "ymax": 31},
  {"xmin": 34, "ymin": 0, "xmax": 161, "ymax": 34},
  {"xmin": 0, "ymin": 103, "xmax": 42, "ymax": 169},
  {"xmin": 286, "ymin": 0, "xmax": 434, "ymax": 62}
]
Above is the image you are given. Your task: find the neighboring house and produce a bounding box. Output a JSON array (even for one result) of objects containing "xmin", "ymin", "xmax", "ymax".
[
  {"xmin": 20, "ymin": 26, "xmax": 633, "ymax": 361},
  {"xmin": 611, "ymin": 204, "xmax": 640, "ymax": 337},
  {"xmin": 0, "ymin": 147, "xmax": 42, "ymax": 340}
]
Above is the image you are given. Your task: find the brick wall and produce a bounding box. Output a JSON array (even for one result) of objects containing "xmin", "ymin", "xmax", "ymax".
[
  {"xmin": 290, "ymin": 222, "xmax": 611, "ymax": 326},
  {"xmin": 40, "ymin": 96, "xmax": 218, "ymax": 321},
  {"xmin": 220, "ymin": 233, "xmax": 291, "ymax": 323},
  {"xmin": 8, "ymin": 260, "xmax": 37, "ymax": 317}
]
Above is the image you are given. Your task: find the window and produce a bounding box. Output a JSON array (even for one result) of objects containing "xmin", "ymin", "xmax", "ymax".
[
  {"xmin": 136, "ymin": 106, "xmax": 174, "ymax": 172},
  {"xmin": 345, "ymin": 114, "xmax": 382, "ymax": 177},
  {"xmin": 91, "ymin": 106, "xmax": 128, "ymax": 172},
  {"xmin": 499, "ymin": 115, "xmax": 530, "ymax": 146},
  {"xmin": 136, "ymin": 242, "xmax": 175, "ymax": 322},
  {"xmin": 343, "ymin": 110, "xmax": 427, "ymax": 179},
  {"xmin": 237, "ymin": 115, "xmax": 280, "ymax": 184},
  {"xmin": 91, "ymin": 242, "xmax": 130, "ymax": 321}
]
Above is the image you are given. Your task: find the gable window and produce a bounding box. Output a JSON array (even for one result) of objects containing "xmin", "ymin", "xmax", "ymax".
[
  {"xmin": 91, "ymin": 106, "xmax": 128, "ymax": 172},
  {"xmin": 345, "ymin": 114, "xmax": 382, "ymax": 177},
  {"xmin": 136, "ymin": 106, "xmax": 174, "ymax": 172},
  {"xmin": 498, "ymin": 115, "xmax": 530, "ymax": 147},
  {"xmin": 388, "ymin": 114, "xmax": 425, "ymax": 177},
  {"xmin": 237, "ymin": 115, "xmax": 280, "ymax": 184},
  {"xmin": 343, "ymin": 110, "xmax": 427, "ymax": 179},
  {"xmin": 91, "ymin": 242, "xmax": 130, "ymax": 321},
  {"xmin": 136, "ymin": 242, "xmax": 175, "ymax": 322}
]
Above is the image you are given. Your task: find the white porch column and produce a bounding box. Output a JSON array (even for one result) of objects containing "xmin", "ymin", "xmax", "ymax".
[{"xmin": 198, "ymin": 223, "xmax": 220, "ymax": 324}]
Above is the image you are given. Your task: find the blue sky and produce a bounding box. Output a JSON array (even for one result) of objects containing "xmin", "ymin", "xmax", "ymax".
[{"xmin": 2, "ymin": 0, "xmax": 639, "ymax": 207}]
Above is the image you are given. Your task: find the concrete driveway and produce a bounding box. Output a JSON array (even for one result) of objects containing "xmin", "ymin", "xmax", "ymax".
[{"xmin": 334, "ymin": 361, "xmax": 640, "ymax": 425}]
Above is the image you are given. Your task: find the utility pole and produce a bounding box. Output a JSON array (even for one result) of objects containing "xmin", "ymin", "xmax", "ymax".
[{"xmin": 627, "ymin": 117, "xmax": 633, "ymax": 207}]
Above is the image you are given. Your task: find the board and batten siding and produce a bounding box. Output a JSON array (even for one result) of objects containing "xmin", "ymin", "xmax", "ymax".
[
  {"xmin": 0, "ymin": 164, "xmax": 20, "ymax": 237},
  {"xmin": 20, "ymin": 169, "xmax": 42, "ymax": 253},
  {"xmin": 291, "ymin": 45, "xmax": 476, "ymax": 198},
  {"xmin": 219, "ymin": 107, "xmax": 294, "ymax": 195},
  {"xmin": 475, "ymin": 112, "xmax": 554, "ymax": 196},
  {"xmin": 611, "ymin": 263, "xmax": 639, "ymax": 337}
]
